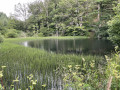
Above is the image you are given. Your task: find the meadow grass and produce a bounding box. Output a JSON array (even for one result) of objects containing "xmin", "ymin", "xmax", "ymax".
[
  {"xmin": 5, "ymin": 36, "xmax": 88, "ymax": 43},
  {"xmin": 0, "ymin": 36, "xmax": 104, "ymax": 89}
]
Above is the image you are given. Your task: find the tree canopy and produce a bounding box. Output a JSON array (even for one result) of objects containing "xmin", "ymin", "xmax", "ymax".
[
  {"xmin": 0, "ymin": 12, "xmax": 8, "ymax": 30},
  {"xmin": 0, "ymin": 0, "xmax": 120, "ymax": 46}
]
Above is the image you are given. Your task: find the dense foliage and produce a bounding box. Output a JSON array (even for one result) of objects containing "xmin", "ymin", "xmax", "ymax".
[
  {"xmin": 0, "ymin": 37, "xmax": 104, "ymax": 89},
  {"xmin": 0, "ymin": 0, "xmax": 120, "ymax": 89},
  {"xmin": 0, "ymin": 38, "xmax": 119, "ymax": 89},
  {"xmin": 108, "ymin": 3, "xmax": 120, "ymax": 46},
  {"xmin": 59, "ymin": 46, "xmax": 120, "ymax": 89},
  {"xmin": 0, "ymin": 12, "xmax": 8, "ymax": 30},
  {"xmin": 25, "ymin": 0, "xmax": 115, "ymax": 37},
  {"xmin": 0, "ymin": 0, "xmax": 119, "ymax": 39},
  {"xmin": 0, "ymin": 0, "xmax": 120, "ymax": 44}
]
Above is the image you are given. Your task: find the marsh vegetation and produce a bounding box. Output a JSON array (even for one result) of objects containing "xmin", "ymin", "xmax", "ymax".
[
  {"xmin": 0, "ymin": 0, "xmax": 120, "ymax": 89},
  {"xmin": 0, "ymin": 37, "xmax": 116, "ymax": 90}
]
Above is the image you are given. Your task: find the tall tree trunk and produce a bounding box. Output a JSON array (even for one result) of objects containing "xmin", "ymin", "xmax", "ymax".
[
  {"xmin": 80, "ymin": 16, "xmax": 83, "ymax": 27},
  {"xmin": 76, "ymin": 0, "xmax": 79, "ymax": 26},
  {"xmin": 97, "ymin": 3, "xmax": 102, "ymax": 39},
  {"xmin": 46, "ymin": 6, "xmax": 49, "ymax": 31},
  {"xmin": 38, "ymin": 21, "xmax": 40, "ymax": 30},
  {"xmin": 55, "ymin": 24, "xmax": 58, "ymax": 36},
  {"xmin": 54, "ymin": 0, "xmax": 58, "ymax": 36},
  {"xmin": 97, "ymin": 3, "xmax": 100, "ymax": 21}
]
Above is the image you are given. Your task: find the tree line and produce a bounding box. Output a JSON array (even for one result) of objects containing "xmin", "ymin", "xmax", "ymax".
[{"xmin": 0, "ymin": 0, "xmax": 120, "ymax": 46}]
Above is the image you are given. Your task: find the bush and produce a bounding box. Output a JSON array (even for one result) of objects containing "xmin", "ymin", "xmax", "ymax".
[
  {"xmin": 6, "ymin": 32, "xmax": 18, "ymax": 38},
  {"xmin": 107, "ymin": 4, "xmax": 120, "ymax": 47},
  {"xmin": 108, "ymin": 15, "xmax": 120, "ymax": 46},
  {"xmin": 0, "ymin": 29, "xmax": 8, "ymax": 36},
  {"xmin": 5, "ymin": 29, "xmax": 18, "ymax": 38},
  {"xmin": 0, "ymin": 34, "xmax": 4, "ymax": 43},
  {"xmin": 40, "ymin": 27, "xmax": 52, "ymax": 36},
  {"xmin": 57, "ymin": 47, "xmax": 120, "ymax": 90},
  {"xmin": 38, "ymin": 33, "xmax": 44, "ymax": 37},
  {"xmin": 65, "ymin": 26, "xmax": 87, "ymax": 36},
  {"xmin": 26, "ymin": 31, "xmax": 34, "ymax": 37},
  {"xmin": 18, "ymin": 31, "xmax": 27, "ymax": 37},
  {"xmin": 65, "ymin": 26, "xmax": 74, "ymax": 36}
]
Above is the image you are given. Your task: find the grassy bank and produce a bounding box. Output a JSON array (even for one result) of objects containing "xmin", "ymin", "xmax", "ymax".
[
  {"xmin": 5, "ymin": 36, "xmax": 89, "ymax": 43},
  {"xmin": 0, "ymin": 36, "xmax": 104, "ymax": 89}
]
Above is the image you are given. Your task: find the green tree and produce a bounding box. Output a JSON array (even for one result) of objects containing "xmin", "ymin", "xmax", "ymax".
[
  {"xmin": 9, "ymin": 0, "xmax": 117, "ymax": 37},
  {"xmin": 28, "ymin": 1, "xmax": 45, "ymax": 32},
  {"xmin": 7, "ymin": 16, "xmax": 24, "ymax": 30},
  {"xmin": 0, "ymin": 12, "xmax": 8, "ymax": 30},
  {"xmin": 14, "ymin": 3, "xmax": 29, "ymax": 31},
  {"xmin": 108, "ymin": 3, "xmax": 120, "ymax": 46}
]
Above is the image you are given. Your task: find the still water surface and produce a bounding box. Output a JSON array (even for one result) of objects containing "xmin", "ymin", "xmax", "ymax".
[
  {"xmin": 20, "ymin": 38, "xmax": 114, "ymax": 89},
  {"xmin": 22, "ymin": 38, "xmax": 114, "ymax": 55}
]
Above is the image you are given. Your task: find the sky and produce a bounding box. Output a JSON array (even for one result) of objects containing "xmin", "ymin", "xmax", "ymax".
[{"xmin": 0, "ymin": 0, "xmax": 36, "ymax": 16}]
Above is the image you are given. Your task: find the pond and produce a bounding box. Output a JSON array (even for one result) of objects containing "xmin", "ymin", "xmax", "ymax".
[
  {"xmin": 22, "ymin": 38, "xmax": 114, "ymax": 55},
  {"xmin": 18, "ymin": 38, "xmax": 115, "ymax": 89}
]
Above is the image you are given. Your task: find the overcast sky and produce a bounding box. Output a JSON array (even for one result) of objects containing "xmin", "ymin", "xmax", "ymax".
[{"xmin": 0, "ymin": 0, "xmax": 37, "ymax": 16}]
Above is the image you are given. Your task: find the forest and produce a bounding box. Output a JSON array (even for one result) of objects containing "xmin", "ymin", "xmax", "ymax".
[
  {"xmin": 0, "ymin": 0, "xmax": 119, "ymax": 45},
  {"xmin": 1, "ymin": 0, "xmax": 120, "ymax": 90}
]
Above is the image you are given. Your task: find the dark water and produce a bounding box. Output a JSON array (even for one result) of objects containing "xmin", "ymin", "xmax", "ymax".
[
  {"xmin": 22, "ymin": 38, "xmax": 114, "ymax": 55},
  {"xmin": 20, "ymin": 38, "xmax": 115, "ymax": 89}
]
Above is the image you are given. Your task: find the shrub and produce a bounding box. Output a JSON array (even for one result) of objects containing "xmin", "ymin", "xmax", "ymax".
[
  {"xmin": 108, "ymin": 15, "xmax": 120, "ymax": 46},
  {"xmin": 38, "ymin": 33, "xmax": 44, "ymax": 37},
  {"xmin": 58, "ymin": 47, "xmax": 120, "ymax": 90},
  {"xmin": 0, "ymin": 29, "xmax": 8, "ymax": 36},
  {"xmin": 26, "ymin": 31, "xmax": 34, "ymax": 37},
  {"xmin": 107, "ymin": 4, "xmax": 120, "ymax": 46},
  {"xmin": 5, "ymin": 29, "xmax": 18, "ymax": 38},
  {"xmin": 18, "ymin": 31, "xmax": 27, "ymax": 37},
  {"xmin": 6, "ymin": 32, "xmax": 18, "ymax": 38},
  {"xmin": 40, "ymin": 27, "xmax": 52, "ymax": 36},
  {"xmin": 105, "ymin": 46, "xmax": 120, "ymax": 89}
]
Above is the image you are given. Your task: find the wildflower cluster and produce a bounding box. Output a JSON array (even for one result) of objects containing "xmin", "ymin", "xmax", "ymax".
[
  {"xmin": 0, "ymin": 66, "xmax": 6, "ymax": 90},
  {"xmin": 27, "ymin": 74, "xmax": 37, "ymax": 90}
]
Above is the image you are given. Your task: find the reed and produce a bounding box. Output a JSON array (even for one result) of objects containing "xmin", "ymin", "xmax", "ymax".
[{"xmin": 0, "ymin": 36, "xmax": 104, "ymax": 89}]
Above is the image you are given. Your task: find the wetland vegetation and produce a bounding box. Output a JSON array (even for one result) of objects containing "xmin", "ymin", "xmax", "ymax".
[
  {"xmin": 1, "ymin": 0, "xmax": 120, "ymax": 89},
  {"xmin": 0, "ymin": 36, "xmax": 117, "ymax": 90},
  {"xmin": 0, "ymin": 37, "xmax": 106, "ymax": 90}
]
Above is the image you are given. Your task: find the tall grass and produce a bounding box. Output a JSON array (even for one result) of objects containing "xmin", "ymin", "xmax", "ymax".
[{"xmin": 0, "ymin": 37, "xmax": 104, "ymax": 89}]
